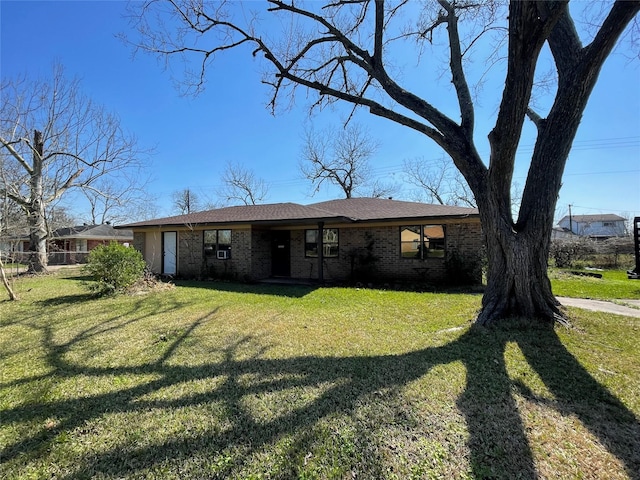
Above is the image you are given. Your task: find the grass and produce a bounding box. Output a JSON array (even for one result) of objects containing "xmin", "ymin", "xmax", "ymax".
[
  {"xmin": 1, "ymin": 263, "xmax": 27, "ymax": 275},
  {"xmin": 1, "ymin": 269, "xmax": 639, "ymax": 479},
  {"xmin": 550, "ymin": 268, "xmax": 640, "ymax": 300}
]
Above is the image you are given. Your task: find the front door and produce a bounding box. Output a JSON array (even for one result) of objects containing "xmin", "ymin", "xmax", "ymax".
[
  {"xmin": 271, "ymin": 230, "xmax": 290, "ymax": 277},
  {"xmin": 163, "ymin": 231, "xmax": 177, "ymax": 275}
]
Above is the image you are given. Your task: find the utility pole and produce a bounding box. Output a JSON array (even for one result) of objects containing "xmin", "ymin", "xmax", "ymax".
[{"xmin": 568, "ymin": 204, "xmax": 573, "ymax": 234}]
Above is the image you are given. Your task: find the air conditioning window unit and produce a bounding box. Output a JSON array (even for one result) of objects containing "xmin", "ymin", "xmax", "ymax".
[{"xmin": 217, "ymin": 250, "xmax": 230, "ymax": 260}]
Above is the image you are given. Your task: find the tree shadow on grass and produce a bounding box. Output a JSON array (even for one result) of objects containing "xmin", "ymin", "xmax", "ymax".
[
  {"xmin": 1, "ymin": 315, "xmax": 638, "ymax": 479},
  {"xmin": 36, "ymin": 292, "xmax": 97, "ymax": 307},
  {"xmin": 177, "ymin": 279, "xmax": 320, "ymax": 298}
]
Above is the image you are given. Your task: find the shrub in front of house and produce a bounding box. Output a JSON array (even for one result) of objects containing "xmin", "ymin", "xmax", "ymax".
[
  {"xmin": 549, "ymin": 237, "xmax": 597, "ymax": 268},
  {"xmin": 444, "ymin": 251, "xmax": 483, "ymax": 286},
  {"xmin": 84, "ymin": 242, "xmax": 146, "ymax": 295}
]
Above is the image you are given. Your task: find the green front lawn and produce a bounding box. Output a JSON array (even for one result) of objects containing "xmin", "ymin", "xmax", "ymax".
[
  {"xmin": 1, "ymin": 271, "xmax": 639, "ymax": 479},
  {"xmin": 550, "ymin": 268, "xmax": 640, "ymax": 300}
]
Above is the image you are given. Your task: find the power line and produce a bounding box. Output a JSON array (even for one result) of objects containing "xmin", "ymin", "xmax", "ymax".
[
  {"xmin": 566, "ymin": 204, "xmax": 640, "ymax": 215},
  {"xmin": 155, "ymin": 135, "xmax": 640, "ymax": 197},
  {"xmin": 563, "ymin": 169, "xmax": 640, "ymax": 176}
]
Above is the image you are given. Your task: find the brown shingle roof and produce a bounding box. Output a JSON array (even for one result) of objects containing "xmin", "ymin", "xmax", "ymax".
[
  {"xmin": 309, "ymin": 198, "xmax": 478, "ymax": 221},
  {"xmin": 53, "ymin": 224, "xmax": 133, "ymax": 240},
  {"xmin": 120, "ymin": 203, "xmax": 347, "ymax": 228},
  {"xmin": 119, "ymin": 198, "xmax": 478, "ymax": 229}
]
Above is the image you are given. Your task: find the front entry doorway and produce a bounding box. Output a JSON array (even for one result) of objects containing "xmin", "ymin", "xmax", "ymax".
[
  {"xmin": 271, "ymin": 230, "xmax": 291, "ymax": 277},
  {"xmin": 162, "ymin": 231, "xmax": 177, "ymax": 275}
]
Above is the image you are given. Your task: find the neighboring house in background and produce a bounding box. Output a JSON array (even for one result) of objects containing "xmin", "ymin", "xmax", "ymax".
[
  {"xmin": 551, "ymin": 225, "xmax": 575, "ymax": 240},
  {"xmin": 557, "ymin": 214, "xmax": 627, "ymax": 240},
  {"xmin": 47, "ymin": 224, "xmax": 134, "ymax": 264},
  {"xmin": 1, "ymin": 224, "xmax": 133, "ymax": 265},
  {"xmin": 118, "ymin": 197, "xmax": 482, "ymax": 284},
  {"xmin": 0, "ymin": 235, "xmax": 26, "ymax": 261}
]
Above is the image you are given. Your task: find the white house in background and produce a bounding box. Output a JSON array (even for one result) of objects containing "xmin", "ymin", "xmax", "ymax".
[
  {"xmin": 557, "ymin": 214, "xmax": 627, "ymax": 240},
  {"xmin": 551, "ymin": 225, "xmax": 575, "ymax": 240}
]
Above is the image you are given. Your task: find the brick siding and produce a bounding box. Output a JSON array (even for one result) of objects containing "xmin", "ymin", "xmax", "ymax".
[
  {"xmin": 290, "ymin": 221, "xmax": 482, "ymax": 284},
  {"xmin": 177, "ymin": 229, "xmax": 203, "ymax": 276},
  {"xmin": 250, "ymin": 228, "xmax": 272, "ymax": 280},
  {"xmin": 133, "ymin": 232, "xmax": 145, "ymax": 255},
  {"xmin": 135, "ymin": 220, "xmax": 482, "ymax": 284},
  {"xmin": 167, "ymin": 228, "xmax": 253, "ymax": 279}
]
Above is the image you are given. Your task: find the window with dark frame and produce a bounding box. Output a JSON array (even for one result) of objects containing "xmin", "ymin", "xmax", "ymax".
[
  {"xmin": 305, "ymin": 228, "xmax": 339, "ymax": 258},
  {"xmin": 203, "ymin": 229, "xmax": 232, "ymax": 257},
  {"xmin": 400, "ymin": 225, "xmax": 446, "ymax": 259}
]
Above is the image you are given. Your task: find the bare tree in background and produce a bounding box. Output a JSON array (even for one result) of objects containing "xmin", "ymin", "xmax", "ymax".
[
  {"xmin": 46, "ymin": 204, "xmax": 77, "ymax": 233},
  {"xmin": 82, "ymin": 175, "xmax": 155, "ymax": 225},
  {"xmin": 0, "ymin": 64, "xmax": 149, "ymax": 272},
  {"xmin": 0, "ymin": 176, "xmax": 26, "ymax": 240},
  {"xmin": 172, "ymin": 188, "xmax": 202, "ymax": 214},
  {"xmin": 366, "ymin": 178, "xmax": 399, "ymax": 199},
  {"xmin": 300, "ymin": 124, "xmax": 395, "ymax": 199},
  {"xmin": 404, "ymin": 156, "xmax": 476, "ymax": 207},
  {"xmin": 130, "ymin": 1, "xmax": 639, "ymax": 326},
  {"xmin": 219, "ymin": 161, "xmax": 269, "ymax": 206}
]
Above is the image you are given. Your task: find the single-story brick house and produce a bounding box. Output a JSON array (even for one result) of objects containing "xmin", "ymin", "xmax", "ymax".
[
  {"xmin": 2, "ymin": 224, "xmax": 133, "ymax": 265},
  {"xmin": 47, "ymin": 224, "xmax": 134, "ymax": 264},
  {"xmin": 118, "ymin": 198, "xmax": 482, "ymax": 284}
]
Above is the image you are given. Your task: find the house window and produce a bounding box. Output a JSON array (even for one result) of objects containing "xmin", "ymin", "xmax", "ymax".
[
  {"xmin": 603, "ymin": 222, "xmax": 614, "ymax": 227},
  {"xmin": 305, "ymin": 228, "xmax": 339, "ymax": 258},
  {"xmin": 75, "ymin": 239, "xmax": 88, "ymax": 252},
  {"xmin": 400, "ymin": 225, "xmax": 446, "ymax": 259},
  {"xmin": 204, "ymin": 229, "xmax": 232, "ymax": 257}
]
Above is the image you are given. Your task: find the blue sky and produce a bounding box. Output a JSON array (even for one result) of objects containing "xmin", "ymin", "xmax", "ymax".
[{"xmin": 1, "ymin": 0, "xmax": 639, "ymax": 222}]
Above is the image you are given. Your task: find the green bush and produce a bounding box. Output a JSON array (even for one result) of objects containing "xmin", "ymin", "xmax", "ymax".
[
  {"xmin": 550, "ymin": 238, "xmax": 596, "ymax": 268},
  {"xmin": 84, "ymin": 242, "xmax": 146, "ymax": 295},
  {"xmin": 444, "ymin": 251, "xmax": 482, "ymax": 286}
]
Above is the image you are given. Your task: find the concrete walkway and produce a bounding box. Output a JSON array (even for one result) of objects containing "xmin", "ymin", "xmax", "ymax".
[{"xmin": 557, "ymin": 297, "xmax": 640, "ymax": 318}]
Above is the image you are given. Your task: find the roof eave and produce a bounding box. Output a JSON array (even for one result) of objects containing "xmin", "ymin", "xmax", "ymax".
[
  {"xmin": 117, "ymin": 216, "xmax": 355, "ymax": 230},
  {"xmin": 118, "ymin": 212, "xmax": 479, "ymax": 230}
]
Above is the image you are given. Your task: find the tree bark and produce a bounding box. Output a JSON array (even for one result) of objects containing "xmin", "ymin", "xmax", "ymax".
[
  {"xmin": 476, "ymin": 210, "xmax": 561, "ymax": 326},
  {"xmin": 27, "ymin": 130, "xmax": 48, "ymax": 274}
]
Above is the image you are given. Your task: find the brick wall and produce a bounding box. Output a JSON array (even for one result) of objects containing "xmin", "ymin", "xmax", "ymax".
[
  {"xmin": 446, "ymin": 222, "xmax": 483, "ymax": 258},
  {"xmin": 130, "ymin": 220, "xmax": 482, "ymax": 283},
  {"xmin": 177, "ymin": 230, "xmax": 203, "ymax": 276},
  {"xmin": 229, "ymin": 228, "xmax": 252, "ymax": 278},
  {"xmin": 133, "ymin": 232, "xmax": 145, "ymax": 255},
  {"xmin": 290, "ymin": 230, "xmax": 316, "ymax": 279},
  {"xmin": 175, "ymin": 228, "xmax": 253, "ymax": 279},
  {"xmin": 289, "ymin": 221, "xmax": 482, "ymax": 284},
  {"xmin": 250, "ymin": 228, "xmax": 271, "ymax": 280}
]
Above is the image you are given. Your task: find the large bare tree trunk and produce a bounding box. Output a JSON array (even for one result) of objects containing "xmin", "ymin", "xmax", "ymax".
[
  {"xmin": 477, "ymin": 212, "xmax": 561, "ymax": 326},
  {"xmin": 27, "ymin": 130, "xmax": 48, "ymax": 274}
]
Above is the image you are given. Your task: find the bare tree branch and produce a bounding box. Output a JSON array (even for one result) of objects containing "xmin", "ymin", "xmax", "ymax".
[{"xmin": 219, "ymin": 161, "xmax": 269, "ymax": 206}]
